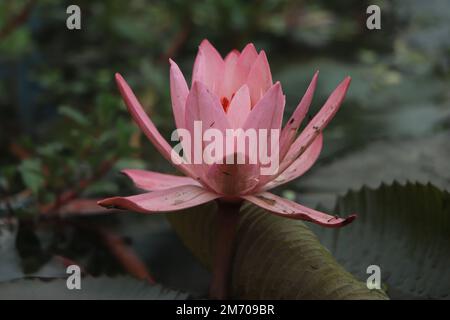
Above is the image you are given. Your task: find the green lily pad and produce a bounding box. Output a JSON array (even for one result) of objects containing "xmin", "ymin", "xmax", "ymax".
[
  {"xmin": 0, "ymin": 276, "xmax": 188, "ymax": 300},
  {"xmin": 0, "ymin": 218, "xmax": 71, "ymax": 282},
  {"xmin": 310, "ymin": 182, "xmax": 450, "ymax": 299},
  {"xmin": 168, "ymin": 202, "xmax": 387, "ymax": 300}
]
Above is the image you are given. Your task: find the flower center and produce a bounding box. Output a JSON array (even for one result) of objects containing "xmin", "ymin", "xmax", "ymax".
[
  {"xmin": 220, "ymin": 93, "xmax": 235, "ymax": 113},
  {"xmin": 220, "ymin": 97, "xmax": 230, "ymax": 112}
]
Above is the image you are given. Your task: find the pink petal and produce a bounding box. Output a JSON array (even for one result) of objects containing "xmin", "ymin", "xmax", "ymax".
[
  {"xmin": 242, "ymin": 192, "xmax": 356, "ymax": 227},
  {"xmin": 275, "ymin": 77, "xmax": 351, "ymax": 180},
  {"xmin": 185, "ymin": 81, "xmax": 231, "ymax": 135},
  {"xmin": 98, "ymin": 185, "xmax": 220, "ymax": 213},
  {"xmin": 169, "ymin": 59, "xmax": 189, "ymax": 129},
  {"xmin": 169, "ymin": 60, "xmax": 193, "ymax": 166},
  {"xmin": 192, "ymin": 39, "xmax": 224, "ymax": 96},
  {"xmin": 114, "ymin": 73, "xmax": 199, "ymax": 181},
  {"xmin": 232, "ymin": 43, "xmax": 258, "ymax": 92},
  {"xmin": 214, "ymin": 83, "xmax": 282, "ymax": 188},
  {"xmin": 236, "ymin": 43, "xmax": 258, "ymax": 74},
  {"xmin": 279, "ymin": 71, "xmax": 319, "ymax": 161},
  {"xmin": 184, "ymin": 81, "xmax": 231, "ymax": 188},
  {"xmin": 262, "ymin": 134, "xmax": 323, "ymax": 191},
  {"xmin": 225, "ymin": 49, "xmax": 240, "ymax": 59},
  {"xmin": 122, "ymin": 169, "xmax": 201, "ymax": 191},
  {"xmin": 206, "ymin": 157, "xmax": 260, "ymax": 195},
  {"xmin": 221, "ymin": 50, "xmax": 240, "ymax": 100},
  {"xmin": 226, "ymin": 84, "xmax": 251, "ymax": 128},
  {"xmin": 241, "ymin": 82, "xmax": 284, "ymax": 173},
  {"xmin": 245, "ymin": 51, "xmax": 273, "ymax": 107},
  {"xmin": 242, "ymin": 82, "xmax": 284, "ymax": 132}
]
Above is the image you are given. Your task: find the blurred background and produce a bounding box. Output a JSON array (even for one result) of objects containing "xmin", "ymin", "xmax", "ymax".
[{"xmin": 0, "ymin": 0, "xmax": 449, "ymax": 299}]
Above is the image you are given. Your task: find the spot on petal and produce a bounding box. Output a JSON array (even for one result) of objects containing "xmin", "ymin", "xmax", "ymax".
[{"xmin": 256, "ymin": 195, "xmax": 277, "ymax": 206}]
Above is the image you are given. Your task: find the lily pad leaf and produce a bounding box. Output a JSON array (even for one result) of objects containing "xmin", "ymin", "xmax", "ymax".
[
  {"xmin": 0, "ymin": 276, "xmax": 189, "ymax": 300},
  {"xmin": 0, "ymin": 218, "xmax": 69, "ymax": 282},
  {"xmin": 311, "ymin": 182, "xmax": 450, "ymax": 299},
  {"xmin": 0, "ymin": 218, "xmax": 23, "ymax": 282},
  {"xmin": 168, "ymin": 202, "xmax": 387, "ymax": 299}
]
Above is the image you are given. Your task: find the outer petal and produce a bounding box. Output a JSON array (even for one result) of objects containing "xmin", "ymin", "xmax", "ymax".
[
  {"xmin": 98, "ymin": 185, "xmax": 220, "ymax": 213},
  {"xmin": 262, "ymin": 134, "xmax": 323, "ymax": 191},
  {"xmin": 122, "ymin": 169, "xmax": 201, "ymax": 191},
  {"xmin": 242, "ymin": 192, "xmax": 356, "ymax": 227},
  {"xmin": 245, "ymin": 51, "xmax": 273, "ymax": 107},
  {"xmin": 274, "ymin": 77, "xmax": 351, "ymax": 181},
  {"xmin": 206, "ymin": 158, "xmax": 260, "ymax": 196},
  {"xmin": 114, "ymin": 73, "xmax": 199, "ymax": 181},
  {"xmin": 192, "ymin": 39, "xmax": 224, "ymax": 96},
  {"xmin": 279, "ymin": 71, "xmax": 319, "ymax": 161},
  {"xmin": 169, "ymin": 59, "xmax": 189, "ymax": 129},
  {"xmin": 226, "ymin": 84, "xmax": 251, "ymax": 128}
]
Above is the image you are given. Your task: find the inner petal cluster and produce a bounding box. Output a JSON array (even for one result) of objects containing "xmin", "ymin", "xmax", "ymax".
[
  {"xmin": 192, "ymin": 40, "xmax": 273, "ymax": 125},
  {"xmin": 220, "ymin": 96, "xmax": 230, "ymax": 112}
]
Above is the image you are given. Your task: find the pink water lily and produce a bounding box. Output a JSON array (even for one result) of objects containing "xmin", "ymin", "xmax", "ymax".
[{"xmin": 98, "ymin": 40, "xmax": 355, "ymax": 228}]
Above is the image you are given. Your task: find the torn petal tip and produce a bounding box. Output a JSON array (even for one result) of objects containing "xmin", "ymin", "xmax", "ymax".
[
  {"xmin": 97, "ymin": 199, "xmax": 107, "ymax": 207},
  {"xmin": 97, "ymin": 198, "xmax": 115, "ymax": 208},
  {"xmin": 340, "ymin": 213, "xmax": 357, "ymax": 226}
]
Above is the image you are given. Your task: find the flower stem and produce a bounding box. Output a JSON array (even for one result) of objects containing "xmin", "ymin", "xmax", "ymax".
[{"xmin": 209, "ymin": 200, "xmax": 242, "ymax": 300}]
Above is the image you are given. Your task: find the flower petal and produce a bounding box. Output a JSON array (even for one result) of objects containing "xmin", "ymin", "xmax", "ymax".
[
  {"xmin": 262, "ymin": 134, "xmax": 323, "ymax": 190},
  {"xmin": 242, "ymin": 192, "xmax": 356, "ymax": 227},
  {"xmin": 114, "ymin": 73, "xmax": 199, "ymax": 180},
  {"xmin": 122, "ymin": 169, "xmax": 201, "ymax": 191},
  {"xmin": 169, "ymin": 59, "xmax": 189, "ymax": 129},
  {"xmin": 184, "ymin": 81, "xmax": 231, "ymax": 189},
  {"xmin": 221, "ymin": 50, "xmax": 240, "ymax": 100},
  {"xmin": 185, "ymin": 81, "xmax": 230, "ymax": 134},
  {"xmin": 241, "ymin": 82, "xmax": 284, "ymax": 177},
  {"xmin": 275, "ymin": 77, "xmax": 351, "ymax": 180},
  {"xmin": 242, "ymin": 82, "xmax": 284, "ymax": 132},
  {"xmin": 185, "ymin": 81, "xmax": 231, "ymax": 163},
  {"xmin": 206, "ymin": 156, "xmax": 260, "ymax": 195},
  {"xmin": 246, "ymin": 51, "xmax": 273, "ymax": 107},
  {"xmin": 98, "ymin": 185, "xmax": 220, "ymax": 213},
  {"xmin": 192, "ymin": 39, "xmax": 224, "ymax": 96},
  {"xmin": 170, "ymin": 60, "xmax": 194, "ymax": 168},
  {"xmin": 232, "ymin": 43, "xmax": 258, "ymax": 92},
  {"xmin": 279, "ymin": 71, "xmax": 319, "ymax": 161},
  {"xmin": 226, "ymin": 84, "xmax": 251, "ymax": 128}
]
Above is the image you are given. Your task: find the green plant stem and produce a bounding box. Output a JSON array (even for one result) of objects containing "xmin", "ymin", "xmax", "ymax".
[{"xmin": 209, "ymin": 200, "xmax": 242, "ymax": 299}]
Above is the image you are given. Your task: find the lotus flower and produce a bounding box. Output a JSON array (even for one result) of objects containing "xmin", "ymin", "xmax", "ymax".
[{"xmin": 98, "ymin": 40, "xmax": 355, "ymax": 228}]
